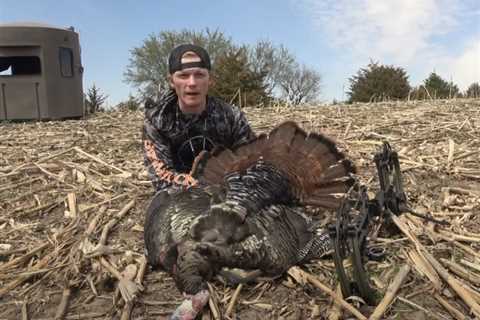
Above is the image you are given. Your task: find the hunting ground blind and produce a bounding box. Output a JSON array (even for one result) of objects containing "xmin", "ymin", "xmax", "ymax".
[{"xmin": 0, "ymin": 22, "xmax": 84, "ymax": 120}]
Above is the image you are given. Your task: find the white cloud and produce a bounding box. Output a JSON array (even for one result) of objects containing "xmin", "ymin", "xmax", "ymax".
[
  {"xmin": 299, "ymin": 0, "xmax": 463, "ymax": 63},
  {"xmin": 296, "ymin": 0, "xmax": 479, "ymax": 90},
  {"xmin": 401, "ymin": 36, "xmax": 480, "ymax": 90},
  {"xmin": 440, "ymin": 40, "xmax": 480, "ymax": 90}
]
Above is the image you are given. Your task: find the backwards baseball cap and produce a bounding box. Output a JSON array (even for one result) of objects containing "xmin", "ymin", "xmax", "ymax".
[{"xmin": 168, "ymin": 44, "xmax": 211, "ymax": 74}]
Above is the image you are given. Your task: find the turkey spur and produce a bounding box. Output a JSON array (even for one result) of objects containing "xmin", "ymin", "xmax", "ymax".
[{"xmin": 144, "ymin": 121, "xmax": 356, "ymax": 318}]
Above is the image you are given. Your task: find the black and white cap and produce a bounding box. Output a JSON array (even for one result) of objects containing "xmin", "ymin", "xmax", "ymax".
[{"xmin": 168, "ymin": 44, "xmax": 211, "ymax": 74}]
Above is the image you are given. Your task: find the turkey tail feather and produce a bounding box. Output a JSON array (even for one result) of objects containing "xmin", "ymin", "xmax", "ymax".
[{"xmin": 191, "ymin": 121, "xmax": 356, "ymax": 210}]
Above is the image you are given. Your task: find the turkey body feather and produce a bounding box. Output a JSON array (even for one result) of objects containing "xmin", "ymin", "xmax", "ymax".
[
  {"xmin": 143, "ymin": 121, "xmax": 356, "ymax": 318},
  {"xmin": 144, "ymin": 188, "xmax": 320, "ymax": 293}
]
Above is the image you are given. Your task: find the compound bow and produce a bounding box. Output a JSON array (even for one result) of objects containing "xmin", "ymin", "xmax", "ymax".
[{"xmin": 329, "ymin": 141, "xmax": 448, "ymax": 305}]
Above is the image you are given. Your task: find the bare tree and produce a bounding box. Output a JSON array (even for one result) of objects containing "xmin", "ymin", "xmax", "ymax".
[
  {"xmin": 278, "ymin": 63, "xmax": 322, "ymax": 105},
  {"xmin": 248, "ymin": 42, "xmax": 296, "ymax": 97},
  {"xmin": 465, "ymin": 82, "xmax": 480, "ymax": 98}
]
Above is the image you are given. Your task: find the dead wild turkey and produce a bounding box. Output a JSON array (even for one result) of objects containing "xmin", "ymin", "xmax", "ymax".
[{"xmin": 144, "ymin": 121, "xmax": 356, "ymax": 319}]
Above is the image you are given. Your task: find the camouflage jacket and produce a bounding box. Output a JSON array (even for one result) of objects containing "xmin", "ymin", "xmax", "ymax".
[{"xmin": 143, "ymin": 90, "xmax": 255, "ymax": 191}]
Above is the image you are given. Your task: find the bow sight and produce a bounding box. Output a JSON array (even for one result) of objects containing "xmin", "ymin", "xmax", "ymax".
[{"xmin": 329, "ymin": 141, "xmax": 448, "ymax": 305}]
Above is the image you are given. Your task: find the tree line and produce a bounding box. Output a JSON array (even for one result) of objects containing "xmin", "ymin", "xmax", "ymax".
[
  {"xmin": 86, "ymin": 29, "xmax": 479, "ymax": 113},
  {"xmin": 123, "ymin": 29, "xmax": 321, "ymax": 107},
  {"xmin": 348, "ymin": 61, "xmax": 480, "ymax": 103}
]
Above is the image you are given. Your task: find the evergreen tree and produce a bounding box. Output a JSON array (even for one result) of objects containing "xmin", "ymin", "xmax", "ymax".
[
  {"xmin": 209, "ymin": 47, "xmax": 268, "ymax": 107},
  {"xmin": 116, "ymin": 95, "xmax": 141, "ymax": 111},
  {"xmin": 423, "ymin": 72, "xmax": 459, "ymax": 99},
  {"xmin": 85, "ymin": 84, "xmax": 108, "ymax": 113},
  {"xmin": 347, "ymin": 62, "xmax": 410, "ymax": 103}
]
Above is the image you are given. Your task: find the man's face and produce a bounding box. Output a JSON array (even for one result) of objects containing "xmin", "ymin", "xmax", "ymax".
[{"xmin": 169, "ymin": 53, "xmax": 211, "ymax": 114}]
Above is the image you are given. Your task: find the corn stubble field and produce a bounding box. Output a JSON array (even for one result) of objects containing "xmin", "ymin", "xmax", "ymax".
[{"xmin": 0, "ymin": 99, "xmax": 479, "ymax": 320}]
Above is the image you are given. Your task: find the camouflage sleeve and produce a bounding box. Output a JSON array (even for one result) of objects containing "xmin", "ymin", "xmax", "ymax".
[
  {"xmin": 143, "ymin": 119, "xmax": 197, "ymax": 191},
  {"xmin": 230, "ymin": 106, "xmax": 256, "ymax": 147}
]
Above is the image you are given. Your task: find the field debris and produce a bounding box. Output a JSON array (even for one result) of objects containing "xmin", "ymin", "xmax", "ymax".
[{"xmin": 1, "ymin": 99, "xmax": 479, "ymax": 319}]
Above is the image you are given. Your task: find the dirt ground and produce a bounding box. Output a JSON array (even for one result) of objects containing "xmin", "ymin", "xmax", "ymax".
[{"xmin": 0, "ymin": 99, "xmax": 479, "ymax": 319}]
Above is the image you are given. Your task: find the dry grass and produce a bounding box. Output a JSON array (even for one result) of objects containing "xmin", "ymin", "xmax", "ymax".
[{"xmin": 0, "ymin": 98, "xmax": 479, "ymax": 319}]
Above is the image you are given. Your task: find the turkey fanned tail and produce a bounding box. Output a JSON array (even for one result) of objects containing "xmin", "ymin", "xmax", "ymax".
[
  {"xmin": 191, "ymin": 121, "xmax": 356, "ymax": 209},
  {"xmin": 190, "ymin": 121, "xmax": 355, "ymax": 244}
]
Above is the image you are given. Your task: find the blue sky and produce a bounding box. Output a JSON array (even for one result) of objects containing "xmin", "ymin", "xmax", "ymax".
[{"xmin": 1, "ymin": 0, "xmax": 479, "ymax": 105}]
